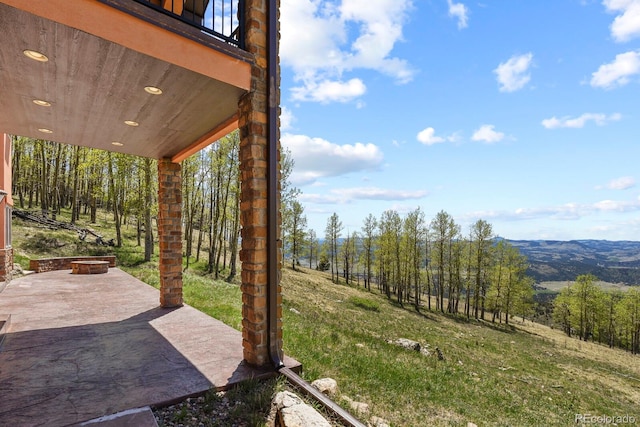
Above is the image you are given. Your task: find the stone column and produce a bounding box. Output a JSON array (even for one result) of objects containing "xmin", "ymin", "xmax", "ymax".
[
  {"xmin": 157, "ymin": 158, "xmax": 183, "ymax": 307},
  {"xmin": 238, "ymin": 0, "xmax": 281, "ymax": 367},
  {"xmin": 0, "ymin": 134, "xmax": 13, "ymax": 286}
]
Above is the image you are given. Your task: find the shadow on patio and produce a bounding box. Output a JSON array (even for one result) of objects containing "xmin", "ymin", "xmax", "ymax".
[{"xmin": 0, "ymin": 268, "xmax": 299, "ymax": 426}]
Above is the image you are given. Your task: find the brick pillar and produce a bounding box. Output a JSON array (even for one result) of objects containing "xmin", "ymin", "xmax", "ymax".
[
  {"xmin": 158, "ymin": 158, "xmax": 183, "ymax": 307},
  {"xmin": 238, "ymin": 0, "xmax": 282, "ymax": 367}
]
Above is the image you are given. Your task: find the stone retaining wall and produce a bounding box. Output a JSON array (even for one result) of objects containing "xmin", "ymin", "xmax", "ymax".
[{"xmin": 29, "ymin": 256, "xmax": 116, "ymax": 273}]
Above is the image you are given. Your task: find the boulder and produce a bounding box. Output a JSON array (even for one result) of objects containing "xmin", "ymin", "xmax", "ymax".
[
  {"xmin": 341, "ymin": 395, "xmax": 369, "ymax": 416},
  {"xmin": 370, "ymin": 415, "xmax": 391, "ymax": 427},
  {"xmin": 388, "ymin": 338, "xmax": 421, "ymax": 351},
  {"xmin": 311, "ymin": 378, "xmax": 338, "ymax": 397},
  {"xmin": 273, "ymin": 391, "xmax": 304, "ymax": 408},
  {"xmin": 273, "ymin": 391, "xmax": 331, "ymax": 427}
]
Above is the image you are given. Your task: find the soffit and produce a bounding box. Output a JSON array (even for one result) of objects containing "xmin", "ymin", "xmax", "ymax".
[{"xmin": 0, "ymin": 2, "xmax": 249, "ymax": 159}]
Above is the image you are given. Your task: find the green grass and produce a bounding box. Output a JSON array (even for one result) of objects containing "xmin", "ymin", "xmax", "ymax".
[
  {"xmin": 11, "ymin": 211, "xmax": 640, "ymax": 426},
  {"xmin": 280, "ymin": 267, "xmax": 639, "ymax": 426},
  {"xmin": 347, "ymin": 295, "xmax": 380, "ymax": 312}
]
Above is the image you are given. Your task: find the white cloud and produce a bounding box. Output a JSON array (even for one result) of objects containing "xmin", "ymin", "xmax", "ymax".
[
  {"xmin": 604, "ymin": 176, "xmax": 636, "ymax": 190},
  {"xmin": 471, "ymin": 124, "xmax": 504, "ymax": 143},
  {"xmin": 447, "ymin": 0, "xmax": 469, "ymax": 29},
  {"xmin": 593, "ymin": 198, "xmax": 640, "ymax": 211},
  {"xmin": 290, "ymin": 78, "xmax": 366, "ymax": 103},
  {"xmin": 464, "ymin": 203, "xmax": 583, "ymax": 222},
  {"xmin": 590, "ymin": 50, "xmax": 640, "ymax": 88},
  {"xmin": 280, "ymin": 106, "xmax": 294, "ymax": 130},
  {"xmin": 280, "ymin": 0, "xmax": 345, "ymax": 72},
  {"xmin": 541, "ymin": 112, "xmax": 622, "ymax": 129},
  {"xmin": 513, "ymin": 203, "xmax": 584, "ymax": 220},
  {"xmin": 417, "ymin": 127, "xmax": 445, "ymax": 145},
  {"xmin": 464, "ymin": 197, "xmax": 640, "ymax": 223},
  {"xmin": 603, "ymin": 0, "xmax": 640, "ymax": 42},
  {"xmin": 299, "ymin": 193, "xmax": 343, "ymax": 204},
  {"xmin": 416, "ymin": 127, "xmax": 459, "ymax": 145},
  {"xmin": 300, "ymin": 187, "xmax": 427, "ymax": 204},
  {"xmin": 282, "ymin": 133, "xmax": 384, "ymax": 185},
  {"xmin": 280, "ymin": 0, "xmax": 415, "ymax": 103},
  {"xmin": 494, "ymin": 53, "xmax": 534, "ymax": 92},
  {"xmin": 339, "ymin": 187, "xmax": 428, "ymax": 200}
]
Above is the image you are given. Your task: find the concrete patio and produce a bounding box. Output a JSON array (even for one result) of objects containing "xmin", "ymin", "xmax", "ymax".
[{"xmin": 0, "ymin": 268, "xmax": 299, "ymax": 426}]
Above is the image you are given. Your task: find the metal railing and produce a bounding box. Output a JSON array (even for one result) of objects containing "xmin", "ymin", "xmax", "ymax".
[{"xmin": 133, "ymin": 0, "xmax": 244, "ymax": 49}]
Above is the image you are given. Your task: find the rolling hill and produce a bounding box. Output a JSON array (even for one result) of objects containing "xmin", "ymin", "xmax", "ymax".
[{"xmin": 508, "ymin": 239, "xmax": 640, "ymax": 285}]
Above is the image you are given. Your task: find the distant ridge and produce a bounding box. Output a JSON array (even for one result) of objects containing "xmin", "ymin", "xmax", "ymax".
[{"xmin": 507, "ymin": 239, "xmax": 640, "ymax": 285}]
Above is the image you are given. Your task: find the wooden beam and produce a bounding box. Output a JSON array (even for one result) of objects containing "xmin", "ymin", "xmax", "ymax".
[{"xmin": 171, "ymin": 114, "xmax": 238, "ymax": 163}]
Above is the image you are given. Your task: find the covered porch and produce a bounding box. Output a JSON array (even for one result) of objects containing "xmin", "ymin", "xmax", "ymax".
[
  {"xmin": 0, "ymin": 268, "xmax": 299, "ymax": 426},
  {"xmin": 0, "ymin": 0, "xmax": 282, "ymax": 368}
]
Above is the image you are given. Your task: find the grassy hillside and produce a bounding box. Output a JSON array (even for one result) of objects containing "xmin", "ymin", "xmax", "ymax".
[
  {"xmin": 280, "ymin": 268, "xmax": 639, "ymax": 426},
  {"xmin": 10, "ymin": 214, "xmax": 640, "ymax": 426}
]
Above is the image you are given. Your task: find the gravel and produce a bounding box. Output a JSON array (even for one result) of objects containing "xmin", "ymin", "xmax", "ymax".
[
  {"xmin": 152, "ymin": 378, "xmax": 351, "ymax": 427},
  {"xmin": 152, "ymin": 380, "xmax": 278, "ymax": 427}
]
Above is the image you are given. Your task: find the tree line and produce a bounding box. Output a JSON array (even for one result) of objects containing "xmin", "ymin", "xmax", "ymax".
[
  {"xmin": 553, "ymin": 274, "xmax": 640, "ymax": 354},
  {"xmin": 11, "ymin": 133, "xmax": 259, "ymax": 280},
  {"xmin": 284, "ymin": 206, "xmax": 535, "ymax": 324},
  {"xmin": 12, "ymin": 135, "xmax": 639, "ymax": 353},
  {"xmin": 12, "ymin": 136, "xmax": 157, "ymax": 254},
  {"xmin": 12, "ymin": 132, "xmax": 299, "ymax": 279},
  {"xmin": 284, "ymin": 205, "xmax": 640, "ymax": 354}
]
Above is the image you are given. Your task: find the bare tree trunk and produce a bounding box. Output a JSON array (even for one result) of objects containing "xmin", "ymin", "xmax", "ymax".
[
  {"xmin": 196, "ymin": 199, "xmax": 205, "ymax": 262},
  {"xmin": 226, "ymin": 187, "xmax": 240, "ymax": 282},
  {"xmin": 144, "ymin": 158, "xmax": 154, "ymax": 261},
  {"xmin": 107, "ymin": 153, "xmax": 122, "ymax": 247},
  {"xmin": 70, "ymin": 146, "xmax": 81, "ymax": 223},
  {"xmin": 50, "ymin": 143, "xmax": 63, "ymax": 219}
]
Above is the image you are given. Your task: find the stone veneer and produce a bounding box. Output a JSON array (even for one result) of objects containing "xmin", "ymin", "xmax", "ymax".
[
  {"xmin": 158, "ymin": 158, "xmax": 183, "ymax": 308},
  {"xmin": 29, "ymin": 256, "xmax": 116, "ymax": 273},
  {"xmin": 238, "ymin": 0, "xmax": 282, "ymax": 366},
  {"xmin": 0, "ymin": 247, "xmax": 12, "ymax": 286}
]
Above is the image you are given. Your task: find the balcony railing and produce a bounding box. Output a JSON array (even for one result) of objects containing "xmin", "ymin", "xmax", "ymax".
[{"xmin": 134, "ymin": 0, "xmax": 244, "ymax": 49}]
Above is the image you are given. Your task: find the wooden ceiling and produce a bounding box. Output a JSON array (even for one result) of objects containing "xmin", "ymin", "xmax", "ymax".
[{"xmin": 0, "ymin": 1, "xmax": 250, "ymax": 160}]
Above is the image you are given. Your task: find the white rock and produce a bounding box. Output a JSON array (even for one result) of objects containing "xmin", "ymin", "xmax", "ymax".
[
  {"xmin": 273, "ymin": 391, "xmax": 331, "ymax": 427},
  {"xmin": 311, "ymin": 378, "xmax": 338, "ymax": 396},
  {"xmin": 392, "ymin": 338, "xmax": 421, "ymax": 351},
  {"xmin": 342, "ymin": 395, "xmax": 370, "ymax": 416},
  {"xmin": 279, "ymin": 405, "xmax": 331, "ymax": 427},
  {"xmin": 273, "ymin": 391, "xmax": 304, "ymax": 409},
  {"xmin": 370, "ymin": 415, "xmax": 391, "ymax": 427}
]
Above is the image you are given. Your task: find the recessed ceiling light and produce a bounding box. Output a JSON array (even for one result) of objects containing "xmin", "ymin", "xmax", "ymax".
[
  {"xmin": 23, "ymin": 50, "xmax": 49, "ymax": 62},
  {"xmin": 144, "ymin": 86, "xmax": 163, "ymax": 95},
  {"xmin": 111, "ymin": 142, "xmax": 124, "ymax": 147},
  {"xmin": 124, "ymin": 120, "xmax": 139, "ymax": 127},
  {"xmin": 38, "ymin": 128, "xmax": 53, "ymax": 134},
  {"xmin": 33, "ymin": 99, "xmax": 51, "ymax": 107}
]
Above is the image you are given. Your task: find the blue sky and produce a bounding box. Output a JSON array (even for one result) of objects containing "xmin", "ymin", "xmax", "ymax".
[{"xmin": 278, "ymin": 0, "xmax": 640, "ymax": 241}]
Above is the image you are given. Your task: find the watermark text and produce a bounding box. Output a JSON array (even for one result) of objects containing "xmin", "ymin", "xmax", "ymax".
[{"xmin": 575, "ymin": 413, "xmax": 637, "ymax": 425}]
